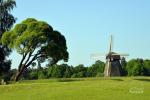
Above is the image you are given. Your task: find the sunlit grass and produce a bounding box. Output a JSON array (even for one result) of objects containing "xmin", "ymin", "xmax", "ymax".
[{"xmin": 0, "ymin": 77, "xmax": 150, "ymax": 100}]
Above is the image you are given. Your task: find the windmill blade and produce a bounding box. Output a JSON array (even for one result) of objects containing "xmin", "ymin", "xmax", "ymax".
[
  {"xmin": 111, "ymin": 53, "xmax": 129, "ymax": 56},
  {"xmin": 120, "ymin": 54, "xmax": 129, "ymax": 56},
  {"xmin": 109, "ymin": 35, "xmax": 113, "ymax": 53},
  {"xmin": 90, "ymin": 53, "xmax": 105, "ymax": 60}
]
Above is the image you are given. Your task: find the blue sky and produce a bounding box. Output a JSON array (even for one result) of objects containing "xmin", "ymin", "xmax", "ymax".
[{"xmin": 10, "ymin": 0, "xmax": 150, "ymax": 68}]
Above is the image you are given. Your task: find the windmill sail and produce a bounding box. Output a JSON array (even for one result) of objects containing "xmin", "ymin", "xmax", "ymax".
[{"xmin": 109, "ymin": 35, "xmax": 112, "ymax": 53}]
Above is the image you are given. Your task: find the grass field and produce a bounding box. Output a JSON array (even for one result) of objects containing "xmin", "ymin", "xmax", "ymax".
[{"xmin": 0, "ymin": 77, "xmax": 150, "ymax": 100}]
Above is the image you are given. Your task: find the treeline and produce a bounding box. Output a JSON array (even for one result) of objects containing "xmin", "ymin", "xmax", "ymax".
[
  {"xmin": 1, "ymin": 60, "xmax": 105, "ymax": 81},
  {"xmin": 1, "ymin": 59, "xmax": 150, "ymax": 81},
  {"xmin": 26, "ymin": 60, "xmax": 105, "ymax": 80},
  {"xmin": 20, "ymin": 59, "xmax": 150, "ymax": 80},
  {"xmin": 125, "ymin": 58, "xmax": 150, "ymax": 76}
]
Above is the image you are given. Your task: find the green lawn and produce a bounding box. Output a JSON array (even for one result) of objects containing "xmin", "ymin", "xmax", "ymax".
[{"xmin": 0, "ymin": 77, "xmax": 150, "ymax": 100}]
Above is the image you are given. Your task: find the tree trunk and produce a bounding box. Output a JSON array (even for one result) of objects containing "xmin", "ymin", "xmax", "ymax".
[{"xmin": 14, "ymin": 65, "xmax": 26, "ymax": 82}]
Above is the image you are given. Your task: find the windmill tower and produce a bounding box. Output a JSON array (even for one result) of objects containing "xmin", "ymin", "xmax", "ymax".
[{"xmin": 104, "ymin": 35, "xmax": 128, "ymax": 76}]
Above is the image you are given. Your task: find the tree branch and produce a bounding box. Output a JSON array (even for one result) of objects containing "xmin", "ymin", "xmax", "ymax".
[
  {"xmin": 24, "ymin": 51, "xmax": 32, "ymax": 66},
  {"xmin": 26, "ymin": 54, "xmax": 37, "ymax": 67},
  {"xmin": 18, "ymin": 52, "xmax": 28, "ymax": 71},
  {"xmin": 24, "ymin": 46, "xmax": 37, "ymax": 66}
]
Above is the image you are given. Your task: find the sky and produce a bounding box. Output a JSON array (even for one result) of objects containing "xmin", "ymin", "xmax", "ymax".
[{"xmin": 10, "ymin": 0, "xmax": 150, "ymax": 68}]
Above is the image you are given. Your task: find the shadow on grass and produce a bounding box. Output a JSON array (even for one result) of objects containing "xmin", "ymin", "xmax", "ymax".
[
  {"xmin": 57, "ymin": 78, "xmax": 82, "ymax": 82},
  {"xmin": 110, "ymin": 79, "xmax": 124, "ymax": 81},
  {"xmin": 133, "ymin": 78, "xmax": 150, "ymax": 82}
]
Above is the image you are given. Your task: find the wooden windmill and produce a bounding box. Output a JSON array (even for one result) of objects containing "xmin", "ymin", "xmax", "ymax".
[{"xmin": 104, "ymin": 35, "xmax": 129, "ymax": 76}]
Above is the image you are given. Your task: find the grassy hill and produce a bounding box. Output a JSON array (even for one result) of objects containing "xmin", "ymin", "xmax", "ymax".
[{"xmin": 0, "ymin": 77, "xmax": 150, "ymax": 100}]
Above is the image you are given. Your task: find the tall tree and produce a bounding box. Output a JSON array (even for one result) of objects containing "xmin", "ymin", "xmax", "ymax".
[
  {"xmin": 1, "ymin": 18, "xmax": 69, "ymax": 81},
  {"xmin": 0, "ymin": 0, "xmax": 16, "ymax": 79}
]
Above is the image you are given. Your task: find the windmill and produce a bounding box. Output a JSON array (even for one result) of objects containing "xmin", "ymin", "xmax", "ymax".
[{"xmin": 104, "ymin": 35, "xmax": 129, "ymax": 76}]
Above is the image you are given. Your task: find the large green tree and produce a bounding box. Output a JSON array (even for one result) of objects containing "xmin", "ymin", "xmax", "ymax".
[
  {"xmin": 1, "ymin": 18, "xmax": 69, "ymax": 81},
  {"xmin": 0, "ymin": 0, "xmax": 16, "ymax": 80}
]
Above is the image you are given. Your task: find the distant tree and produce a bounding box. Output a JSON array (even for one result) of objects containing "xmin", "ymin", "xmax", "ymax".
[
  {"xmin": 143, "ymin": 59, "xmax": 150, "ymax": 76},
  {"xmin": 22, "ymin": 67, "xmax": 30, "ymax": 80},
  {"xmin": 9, "ymin": 68, "xmax": 17, "ymax": 80},
  {"xmin": 38, "ymin": 69, "xmax": 47, "ymax": 79},
  {"xmin": 47, "ymin": 65, "xmax": 55, "ymax": 78},
  {"xmin": 1, "ymin": 18, "xmax": 69, "ymax": 81},
  {"xmin": 126, "ymin": 59, "xmax": 145, "ymax": 76},
  {"xmin": 87, "ymin": 60, "xmax": 105, "ymax": 77},
  {"xmin": 0, "ymin": 46, "xmax": 4, "ymax": 61},
  {"xmin": 51, "ymin": 65, "xmax": 63, "ymax": 78},
  {"xmin": 74, "ymin": 64, "xmax": 86, "ymax": 73},
  {"xmin": 0, "ymin": 60, "xmax": 11, "ymax": 81},
  {"xmin": 0, "ymin": 0, "xmax": 16, "ymax": 80},
  {"xmin": 0, "ymin": 60, "xmax": 11, "ymax": 74},
  {"xmin": 121, "ymin": 57, "xmax": 127, "ymax": 76},
  {"xmin": 47, "ymin": 64, "xmax": 73, "ymax": 78},
  {"xmin": 0, "ymin": 0, "xmax": 16, "ymax": 35},
  {"xmin": 72, "ymin": 64, "xmax": 87, "ymax": 78},
  {"xmin": 63, "ymin": 65, "xmax": 74, "ymax": 78},
  {"xmin": 29, "ymin": 69, "xmax": 38, "ymax": 80}
]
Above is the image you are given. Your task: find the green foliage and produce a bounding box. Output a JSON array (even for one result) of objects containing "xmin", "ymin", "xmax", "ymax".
[
  {"xmin": 0, "ymin": 0, "xmax": 16, "ymax": 35},
  {"xmin": 0, "ymin": 48, "xmax": 4, "ymax": 61},
  {"xmin": 63, "ymin": 65, "xmax": 74, "ymax": 78},
  {"xmin": 3, "ymin": 58, "xmax": 150, "ymax": 81},
  {"xmin": 0, "ymin": 60, "xmax": 11, "ymax": 81},
  {"xmin": 46, "ymin": 64, "xmax": 74, "ymax": 78},
  {"xmin": 143, "ymin": 60, "xmax": 150, "ymax": 76},
  {"xmin": 74, "ymin": 64, "xmax": 87, "ymax": 78},
  {"xmin": 38, "ymin": 69, "xmax": 47, "ymax": 79},
  {"xmin": 2, "ymin": 18, "xmax": 68, "ymax": 63},
  {"xmin": 29, "ymin": 71, "xmax": 38, "ymax": 80},
  {"xmin": 1, "ymin": 18, "xmax": 69, "ymax": 81},
  {"xmin": 121, "ymin": 57, "xmax": 128, "ymax": 76},
  {"xmin": 51, "ymin": 65, "xmax": 64, "ymax": 78},
  {"xmin": 31, "ymin": 62, "xmax": 36, "ymax": 68},
  {"xmin": 76, "ymin": 72, "xmax": 85, "ymax": 78},
  {"xmin": 0, "ymin": 0, "xmax": 16, "ymax": 81},
  {"xmin": 87, "ymin": 60, "xmax": 105, "ymax": 77},
  {"xmin": 0, "ymin": 60, "xmax": 11, "ymax": 74},
  {"xmin": 126, "ymin": 59, "xmax": 145, "ymax": 76},
  {"xmin": 47, "ymin": 65, "xmax": 54, "ymax": 78},
  {"xmin": 96, "ymin": 73, "xmax": 104, "ymax": 77}
]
